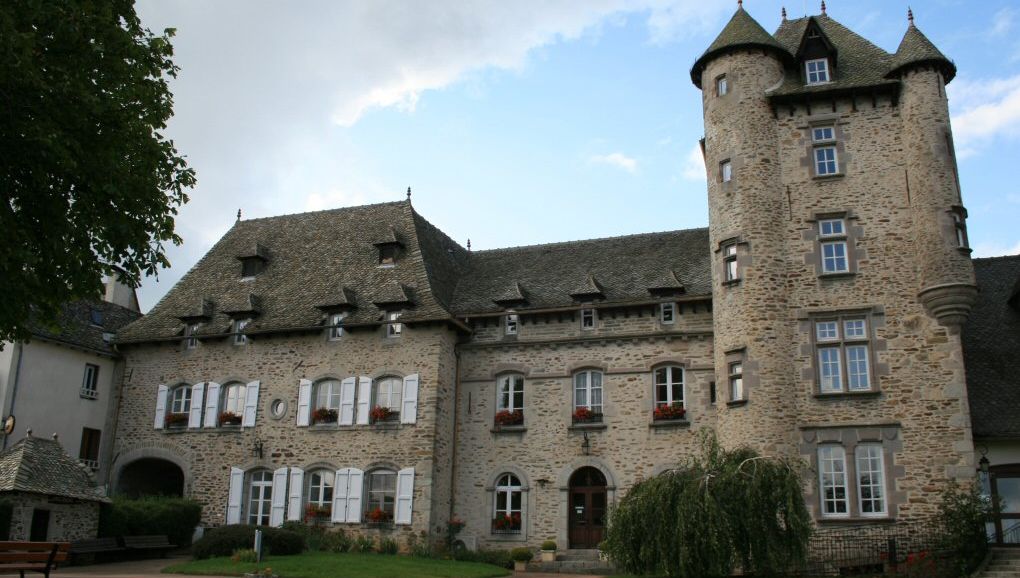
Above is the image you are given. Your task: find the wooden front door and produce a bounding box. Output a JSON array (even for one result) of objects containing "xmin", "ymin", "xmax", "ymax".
[{"xmin": 568, "ymin": 467, "xmax": 607, "ymax": 549}]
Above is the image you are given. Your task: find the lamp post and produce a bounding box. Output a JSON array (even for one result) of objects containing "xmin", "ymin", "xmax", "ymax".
[{"xmin": 581, "ymin": 432, "xmax": 591, "ymax": 456}]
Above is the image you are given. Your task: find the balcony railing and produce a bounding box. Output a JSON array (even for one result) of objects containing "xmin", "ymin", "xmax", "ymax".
[
  {"xmin": 79, "ymin": 458, "xmax": 99, "ymax": 471},
  {"xmin": 80, "ymin": 387, "xmax": 98, "ymax": 400}
]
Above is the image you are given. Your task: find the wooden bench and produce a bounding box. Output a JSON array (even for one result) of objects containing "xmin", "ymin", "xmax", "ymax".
[
  {"xmin": 0, "ymin": 541, "xmax": 69, "ymax": 578},
  {"xmin": 121, "ymin": 535, "xmax": 176, "ymax": 557},
  {"xmin": 68, "ymin": 537, "xmax": 125, "ymax": 563}
]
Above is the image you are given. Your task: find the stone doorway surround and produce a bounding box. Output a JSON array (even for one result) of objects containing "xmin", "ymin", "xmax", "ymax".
[{"xmin": 555, "ymin": 457, "xmax": 616, "ymax": 550}]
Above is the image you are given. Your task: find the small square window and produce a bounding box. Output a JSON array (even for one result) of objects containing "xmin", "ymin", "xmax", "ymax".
[
  {"xmin": 660, "ymin": 303, "xmax": 675, "ymax": 324},
  {"xmin": 821, "ymin": 241, "xmax": 849, "ymax": 273},
  {"xmin": 716, "ymin": 75, "xmax": 728, "ymax": 96},
  {"xmin": 723, "ymin": 243, "xmax": 739, "ymax": 282},
  {"xmin": 806, "ymin": 58, "xmax": 830, "ymax": 84},
  {"xmin": 721, "ymin": 160, "xmax": 733, "ymax": 183},
  {"xmin": 379, "ymin": 245, "xmax": 398, "ymax": 266},
  {"xmin": 387, "ymin": 312, "xmax": 402, "ymax": 337},
  {"xmin": 232, "ymin": 318, "xmax": 249, "ymax": 345},
  {"xmin": 580, "ymin": 308, "xmax": 596, "ymax": 330},
  {"xmin": 729, "ymin": 362, "xmax": 744, "ymax": 401},
  {"xmin": 815, "ymin": 146, "xmax": 838, "ymax": 176},
  {"xmin": 816, "ymin": 321, "xmax": 839, "ymax": 341},
  {"xmin": 843, "ymin": 319, "xmax": 866, "ymax": 339},
  {"xmin": 951, "ymin": 209, "xmax": 969, "ymax": 248},
  {"xmin": 819, "ymin": 219, "xmax": 845, "ymax": 237},
  {"xmin": 812, "ymin": 126, "xmax": 835, "ymax": 142},
  {"xmin": 505, "ymin": 313, "xmax": 518, "ymax": 335},
  {"xmin": 81, "ymin": 364, "xmax": 99, "ymax": 399},
  {"xmin": 329, "ymin": 313, "xmax": 344, "ymax": 340}
]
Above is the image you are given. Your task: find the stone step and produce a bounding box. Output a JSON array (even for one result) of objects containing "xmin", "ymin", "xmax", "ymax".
[
  {"xmin": 556, "ymin": 548, "xmax": 600, "ymax": 561},
  {"xmin": 527, "ymin": 557, "xmax": 615, "ymax": 575}
]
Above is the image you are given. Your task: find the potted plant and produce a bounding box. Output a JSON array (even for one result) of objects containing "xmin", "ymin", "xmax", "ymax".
[
  {"xmin": 370, "ymin": 406, "xmax": 395, "ymax": 423},
  {"xmin": 653, "ymin": 403, "xmax": 686, "ymax": 421},
  {"xmin": 540, "ymin": 539, "xmax": 557, "ymax": 562},
  {"xmin": 597, "ymin": 539, "xmax": 609, "ymax": 562},
  {"xmin": 494, "ymin": 409, "xmax": 524, "ymax": 427},
  {"xmin": 165, "ymin": 412, "xmax": 188, "ymax": 428},
  {"xmin": 219, "ymin": 411, "xmax": 242, "ymax": 426},
  {"xmin": 312, "ymin": 407, "xmax": 338, "ymax": 424},
  {"xmin": 510, "ymin": 547, "xmax": 533, "ymax": 572}
]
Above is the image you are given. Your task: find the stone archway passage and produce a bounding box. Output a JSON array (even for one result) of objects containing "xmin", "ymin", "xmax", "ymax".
[
  {"xmin": 568, "ymin": 466, "xmax": 607, "ymax": 549},
  {"xmin": 116, "ymin": 458, "xmax": 185, "ymax": 498}
]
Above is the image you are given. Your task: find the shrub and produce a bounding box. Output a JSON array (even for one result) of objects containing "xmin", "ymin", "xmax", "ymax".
[
  {"xmin": 230, "ymin": 548, "xmax": 257, "ymax": 563},
  {"xmin": 321, "ymin": 529, "xmax": 352, "ymax": 553},
  {"xmin": 541, "ymin": 540, "xmax": 557, "ymax": 551},
  {"xmin": 378, "ymin": 537, "xmax": 399, "ymax": 555},
  {"xmin": 510, "ymin": 547, "xmax": 534, "ymax": 562},
  {"xmin": 352, "ymin": 535, "xmax": 375, "ymax": 553},
  {"xmin": 98, "ymin": 496, "xmax": 202, "ymax": 547},
  {"xmin": 0, "ymin": 499, "xmax": 11, "ymax": 541},
  {"xmin": 407, "ymin": 531, "xmax": 433, "ymax": 558},
  {"xmin": 453, "ymin": 548, "xmax": 513, "ymax": 569},
  {"xmin": 191, "ymin": 525, "xmax": 304, "ymax": 559},
  {"xmin": 937, "ymin": 481, "xmax": 993, "ymax": 576}
]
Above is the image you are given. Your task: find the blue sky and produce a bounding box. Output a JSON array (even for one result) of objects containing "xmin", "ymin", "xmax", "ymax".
[{"xmin": 134, "ymin": 0, "xmax": 1020, "ymax": 311}]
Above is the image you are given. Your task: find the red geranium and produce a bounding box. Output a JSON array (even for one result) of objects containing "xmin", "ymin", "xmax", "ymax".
[
  {"xmin": 165, "ymin": 413, "xmax": 188, "ymax": 427},
  {"xmin": 312, "ymin": 407, "xmax": 338, "ymax": 424},
  {"xmin": 494, "ymin": 409, "xmax": 524, "ymax": 426},
  {"xmin": 653, "ymin": 403, "xmax": 686, "ymax": 421},
  {"xmin": 366, "ymin": 507, "xmax": 392, "ymax": 523},
  {"xmin": 370, "ymin": 406, "xmax": 395, "ymax": 423},
  {"xmin": 218, "ymin": 411, "xmax": 242, "ymax": 426}
]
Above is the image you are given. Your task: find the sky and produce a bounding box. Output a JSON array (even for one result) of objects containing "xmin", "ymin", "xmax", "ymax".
[{"xmin": 133, "ymin": 0, "xmax": 1020, "ymax": 312}]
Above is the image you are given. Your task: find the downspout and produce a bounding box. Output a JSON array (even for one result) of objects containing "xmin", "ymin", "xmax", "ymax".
[
  {"xmin": 448, "ymin": 347, "xmax": 461, "ymax": 526},
  {"xmin": 100, "ymin": 342, "xmax": 127, "ymax": 492},
  {"xmin": 2, "ymin": 342, "xmax": 25, "ymax": 451}
]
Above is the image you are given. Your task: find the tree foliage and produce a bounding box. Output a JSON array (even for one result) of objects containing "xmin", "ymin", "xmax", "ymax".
[
  {"xmin": 936, "ymin": 480, "xmax": 994, "ymax": 576},
  {"xmin": 0, "ymin": 0, "xmax": 194, "ymax": 341},
  {"xmin": 604, "ymin": 431, "xmax": 812, "ymax": 577}
]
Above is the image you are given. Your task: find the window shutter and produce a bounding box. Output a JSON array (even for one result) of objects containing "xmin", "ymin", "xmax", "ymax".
[
  {"xmin": 270, "ymin": 467, "xmax": 288, "ymax": 527},
  {"xmin": 332, "ymin": 468, "xmax": 349, "ymax": 523},
  {"xmin": 203, "ymin": 382, "xmax": 221, "ymax": 428},
  {"xmin": 287, "ymin": 467, "xmax": 304, "ymax": 522},
  {"xmin": 154, "ymin": 384, "xmax": 168, "ymax": 429},
  {"xmin": 356, "ymin": 376, "xmax": 371, "ymax": 425},
  {"xmin": 189, "ymin": 382, "xmax": 205, "ymax": 428},
  {"xmin": 242, "ymin": 380, "xmax": 260, "ymax": 427},
  {"xmin": 401, "ymin": 374, "xmax": 419, "ymax": 424},
  {"xmin": 339, "ymin": 377, "xmax": 356, "ymax": 425},
  {"xmin": 297, "ymin": 379, "xmax": 312, "ymax": 427},
  {"xmin": 395, "ymin": 467, "xmax": 414, "ymax": 525},
  {"xmin": 347, "ymin": 468, "xmax": 364, "ymax": 523},
  {"xmin": 226, "ymin": 467, "xmax": 244, "ymax": 524}
]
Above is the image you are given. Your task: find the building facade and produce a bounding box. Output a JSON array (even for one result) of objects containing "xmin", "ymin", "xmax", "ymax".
[{"xmin": 108, "ymin": 4, "xmax": 1010, "ymax": 551}]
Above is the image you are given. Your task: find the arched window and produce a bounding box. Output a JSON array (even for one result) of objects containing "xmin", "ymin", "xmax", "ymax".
[
  {"xmin": 373, "ymin": 377, "xmax": 402, "ymax": 422},
  {"xmin": 216, "ymin": 383, "xmax": 245, "ymax": 426},
  {"xmin": 653, "ymin": 366, "xmax": 685, "ymax": 421},
  {"xmin": 573, "ymin": 370, "xmax": 603, "ymax": 422},
  {"xmin": 495, "ymin": 374, "xmax": 524, "ymax": 427},
  {"xmin": 247, "ymin": 470, "xmax": 273, "ymax": 526},
  {"xmin": 311, "ymin": 379, "xmax": 341, "ymax": 424},
  {"xmin": 365, "ymin": 469, "xmax": 396, "ymax": 523},
  {"xmin": 305, "ymin": 469, "xmax": 334, "ymax": 520},
  {"xmin": 492, "ymin": 473, "xmax": 522, "ymax": 534}
]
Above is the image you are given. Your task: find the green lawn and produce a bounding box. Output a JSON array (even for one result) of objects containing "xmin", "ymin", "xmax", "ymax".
[{"xmin": 162, "ymin": 551, "xmax": 510, "ymax": 578}]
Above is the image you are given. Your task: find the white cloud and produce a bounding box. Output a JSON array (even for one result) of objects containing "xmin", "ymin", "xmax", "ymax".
[
  {"xmin": 992, "ymin": 8, "xmax": 1016, "ymax": 38},
  {"xmin": 590, "ymin": 152, "xmax": 638, "ymax": 173},
  {"xmin": 305, "ymin": 188, "xmax": 370, "ymax": 212},
  {"xmin": 681, "ymin": 143, "xmax": 705, "ymax": 181},
  {"xmin": 949, "ymin": 74, "xmax": 1020, "ymax": 156},
  {"xmin": 971, "ymin": 240, "xmax": 1020, "ymax": 258}
]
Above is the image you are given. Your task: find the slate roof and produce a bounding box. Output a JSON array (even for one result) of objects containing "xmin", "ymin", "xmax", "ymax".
[
  {"xmin": 963, "ymin": 255, "xmax": 1020, "ymax": 439},
  {"xmin": 691, "ymin": 6, "xmax": 791, "ymax": 87},
  {"xmin": 26, "ymin": 299, "xmax": 141, "ymax": 356},
  {"xmin": 448, "ymin": 228, "xmax": 712, "ymax": 315},
  {"xmin": 0, "ymin": 435, "xmax": 109, "ymax": 502},
  {"xmin": 887, "ymin": 23, "xmax": 956, "ymax": 82},
  {"xmin": 117, "ymin": 201, "xmax": 467, "ymax": 343}
]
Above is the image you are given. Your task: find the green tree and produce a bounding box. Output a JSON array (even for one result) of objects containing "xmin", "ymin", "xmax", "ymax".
[
  {"xmin": 0, "ymin": 0, "xmax": 194, "ymax": 341},
  {"xmin": 604, "ymin": 431, "xmax": 812, "ymax": 577}
]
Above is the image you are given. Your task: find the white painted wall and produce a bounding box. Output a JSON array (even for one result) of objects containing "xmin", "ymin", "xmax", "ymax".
[{"xmin": 982, "ymin": 440, "xmax": 1020, "ymax": 467}]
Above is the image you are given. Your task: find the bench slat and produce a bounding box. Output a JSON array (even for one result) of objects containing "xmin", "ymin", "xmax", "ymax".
[{"xmin": 0, "ymin": 542, "xmax": 69, "ymax": 552}]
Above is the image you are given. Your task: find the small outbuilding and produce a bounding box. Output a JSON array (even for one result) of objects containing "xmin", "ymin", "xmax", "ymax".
[{"xmin": 0, "ymin": 431, "xmax": 110, "ymax": 541}]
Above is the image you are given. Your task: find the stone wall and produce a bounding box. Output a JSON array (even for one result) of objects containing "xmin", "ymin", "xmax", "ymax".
[{"xmin": 4, "ymin": 492, "xmax": 99, "ymax": 541}]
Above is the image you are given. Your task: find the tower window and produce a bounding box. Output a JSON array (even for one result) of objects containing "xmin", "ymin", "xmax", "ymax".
[
  {"xmin": 184, "ymin": 323, "xmax": 200, "ymax": 349},
  {"xmin": 720, "ymin": 160, "xmax": 733, "ymax": 183},
  {"xmin": 580, "ymin": 308, "xmax": 596, "ymax": 330},
  {"xmin": 806, "ymin": 58, "xmax": 830, "ymax": 84},
  {"xmin": 722, "ymin": 242, "xmax": 740, "ymax": 283},
  {"xmin": 232, "ymin": 318, "xmax": 250, "ymax": 345},
  {"xmin": 716, "ymin": 74, "xmax": 728, "ymax": 96},
  {"xmin": 386, "ymin": 311, "xmax": 402, "ymax": 337},
  {"xmin": 819, "ymin": 218, "xmax": 849, "ymax": 274},
  {"xmin": 660, "ymin": 303, "xmax": 675, "ymax": 324},
  {"xmin": 950, "ymin": 207, "xmax": 969, "ymax": 249},
  {"xmin": 329, "ymin": 313, "xmax": 345, "ymax": 340},
  {"xmin": 812, "ymin": 126, "xmax": 835, "ymax": 142},
  {"xmin": 728, "ymin": 362, "xmax": 744, "ymax": 402},
  {"xmin": 505, "ymin": 313, "xmax": 518, "ymax": 335},
  {"xmin": 814, "ymin": 146, "xmax": 838, "ymax": 176},
  {"xmin": 814, "ymin": 316, "xmax": 872, "ymax": 394}
]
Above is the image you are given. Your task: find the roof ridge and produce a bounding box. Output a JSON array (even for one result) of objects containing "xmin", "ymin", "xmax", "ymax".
[
  {"xmin": 470, "ymin": 227, "xmax": 709, "ymax": 255},
  {"xmin": 236, "ymin": 200, "xmax": 407, "ymax": 224},
  {"xmin": 973, "ymin": 254, "xmax": 1020, "ymax": 263}
]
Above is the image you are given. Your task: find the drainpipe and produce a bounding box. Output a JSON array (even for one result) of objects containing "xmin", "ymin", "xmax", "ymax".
[
  {"xmin": 2, "ymin": 342, "xmax": 25, "ymax": 451},
  {"xmin": 448, "ymin": 347, "xmax": 462, "ymax": 526}
]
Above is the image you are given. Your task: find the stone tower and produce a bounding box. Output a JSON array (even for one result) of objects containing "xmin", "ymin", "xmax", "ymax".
[{"xmin": 692, "ymin": 3, "xmax": 977, "ymax": 520}]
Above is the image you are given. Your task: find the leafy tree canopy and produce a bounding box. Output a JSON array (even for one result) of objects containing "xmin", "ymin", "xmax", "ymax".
[
  {"xmin": 0, "ymin": 0, "xmax": 194, "ymax": 341},
  {"xmin": 604, "ymin": 431, "xmax": 812, "ymax": 577}
]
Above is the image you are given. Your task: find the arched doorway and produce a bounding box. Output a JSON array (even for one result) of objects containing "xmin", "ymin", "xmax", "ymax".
[
  {"xmin": 115, "ymin": 458, "xmax": 184, "ymax": 498},
  {"xmin": 568, "ymin": 467, "xmax": 607, "ymax": 549}
]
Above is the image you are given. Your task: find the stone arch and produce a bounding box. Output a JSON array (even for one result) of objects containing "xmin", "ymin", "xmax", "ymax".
[
  {"xmin": 112, "ymin": 446, "xmax": 190, "ymax": 498},
  {"xmin": 485, "ymin": 464, "xmax": 532, "ymax": 542},
  {"xmin": 556, "ymin": 459, "xmax": 617, "ymax": 549}
]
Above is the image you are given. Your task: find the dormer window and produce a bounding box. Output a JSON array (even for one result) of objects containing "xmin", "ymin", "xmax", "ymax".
[
  {"xmin": 232, "ymin": 318, "xmax": 250, "ymax": 345},
  {"xmin": 806, "ymin": 58, "xmax": 830, "ymax": 84},
  {"xmin": 580, "ymin": 308, "xmax": 596, "ymax": 330},
  {"xmin": 329, "ymin": 313, "xmax": 345, "ymax": 340},
  {"xmin": 386, "ymin": 311, "xmax": 402, "ymax": 337},
  {"xmin": 505, "ymin": 313, "xmax": 518, "ymax": 335},
  {"xmin": 379, "ymin": 245, "xmax": 398, "ymax": 266},
  {"xmin": 240, "ymin": 258, "xmax": 264, "ymax": 278},
  {"xmin": 185, "ymin": 323, "xmax": 200, "ymax": 349}
]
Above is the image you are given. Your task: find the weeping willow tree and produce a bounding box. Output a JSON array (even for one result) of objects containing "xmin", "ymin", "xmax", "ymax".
[{"xmin": 604, "ymin": 431, "xmax": 812, "ymax": 577}]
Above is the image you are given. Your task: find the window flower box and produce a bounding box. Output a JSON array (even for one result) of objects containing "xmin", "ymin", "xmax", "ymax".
[
  {"xmin": 304, "ymin": 504, "xmax": 331, "ymax": 523},
  {"xmin": 312, "ymin": 408, "xmax": 338, "ymax": 425},
  {"xmin": 494, "ymin": 409, "xmax": 524, "ymax": 427},
  {"xmin": 572, "ymin": 407, "xmax": 603, "ymax": 424},
  {"xmin": 219, "ymin": 411, "xmax": 243, "ymax": 426},
  {"xmin": 653, "ymin": 403, "xmax": 686, "ymax": 421},
  {"xmin": 370, "ymin": 406, "xmax": 398, "ymax": 423},
  {"xmin": 365, "ymin": 507, "xmax": 393, "ymax": 528},
  {"xmin": 165, "ymin": 413, "xmax": 189, "ymax": 428},
  {"xmin": 491, "ymin": 513, "xmax": 522, "ymax": 534}
]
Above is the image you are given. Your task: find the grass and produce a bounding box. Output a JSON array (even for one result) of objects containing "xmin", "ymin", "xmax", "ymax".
[{"xmin": 162, "ymin": 551, "xmax": 510, "ymax": 578}]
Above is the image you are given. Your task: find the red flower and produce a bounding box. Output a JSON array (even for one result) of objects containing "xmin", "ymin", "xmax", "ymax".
[
  {"xmin": 218, "ymin": 411, "xmax": 242, "ymax": 425},
  {"xmin": 494, "ymin": 409, "xmax": 524, "ymax": 426},
  {"xmin": 366, "ymin": 507, "xmax": 392, "ymax": 523},
  {"xmin": 312, "ymin": 407, "xmax": 338, "ymax": 424},
  {"xmin": 370, "ymin": 406, "xmax": 394, "ymax": 423},
  {"xmin": 653, "ymin": 403, "xmax": 686, "ymax": 421},
  {"xmin": 165, "ymin": 413, "xmax": 188, "ymax": 427}
]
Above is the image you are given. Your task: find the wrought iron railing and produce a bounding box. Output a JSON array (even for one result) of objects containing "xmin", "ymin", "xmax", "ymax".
[
  {"xmin": 1000, "ymin": 519, "xmax": 1020, "ymax": 545},
  {"xmin": 804, "ymin": 519, "xmax": 951, "ymax": 576}
]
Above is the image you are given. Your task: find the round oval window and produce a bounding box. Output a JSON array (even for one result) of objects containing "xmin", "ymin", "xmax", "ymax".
[{"xmin": 269, "ymin": 398, "xmax": 287, "ymax": 420}]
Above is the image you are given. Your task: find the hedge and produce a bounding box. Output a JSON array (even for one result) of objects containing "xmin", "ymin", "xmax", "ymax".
[
  {"xmin": 191, "ymin": 525, "xmax": 304, "ymax": 559},
  {"xmin": 98, "ymin": 497, "xmax": 202, "ymax": 547}
]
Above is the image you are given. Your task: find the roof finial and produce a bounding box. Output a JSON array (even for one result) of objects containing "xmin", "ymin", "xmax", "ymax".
[
  {"xmin": 820, "ymin": 0, "xmax": 826, "ymax": 15},
  {"xmin": 737, "ymin": 0, "xmax": 742, "ymax": 8},
  {"xmin": 467, "ymin": 239, "xmax": 472, "ymax": 252},
  {"xmin": 236, "ymin": 209, "xmax": 241, "ymax": 222},
  {"xmin": 51, "ymin": 432, "xmax": 58, "ymax": 440},
  {"xmin": 781, "ymin": 6, "xmax": 787, "ymax": 20},
  {"xmin": 406, "ymin": 186, "xmax": 411, "ymax": 201},
  {"xmin": 907, "ymin": 6, "xmax": 914, "ymax": 26},
  {"xmin": 26, "ymin": 428, "xmax": 32, "ymax": 437}
]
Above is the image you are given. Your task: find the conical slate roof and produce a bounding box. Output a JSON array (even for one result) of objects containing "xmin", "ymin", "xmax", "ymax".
[
  {"xmin": 691, "ymin": 6, "xmax": 791, "ymax": 87},
  {"xmin": 887, "ymin": 23, "xmax": 955, "ymax": 82},
  {"xmin": 0, "ymin": 435, "xmax": 109, "ymax": 502}
]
